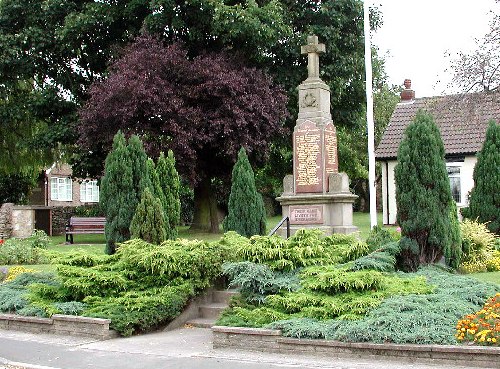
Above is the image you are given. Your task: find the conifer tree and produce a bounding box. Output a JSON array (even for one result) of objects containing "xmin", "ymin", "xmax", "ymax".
[
  {"xmin": 465, "ymin": 120, "xmax": 500, "ymax": 234},
  {"xmin": 127, "ymin": 134, "xmax": 151, "ymax": 205},
  {"xmin": 223, "ymin": 147, "xmax": 266, "ymax": 237},
  {"xmin": 100, "ymin": 131, "xmax": 136, "ymax": 254},
  {"xmin": 130, "ymin": 187, "xmax": 166, "ymax": 245},
  {"xmin": 157, "ymin": 150, "xmax": 180, "ymax": 238},
  {"xmin": 146, "ymin": 158, "xmax": 172, "ymax": 239},
  {"xmin": 395, "ymin": 110, "xmax": 460, "ymax": 269}
]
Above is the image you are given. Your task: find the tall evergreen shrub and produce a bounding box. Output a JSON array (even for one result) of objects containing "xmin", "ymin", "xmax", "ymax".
[
  {"xmin": 130, "ymin": 187, "xmax": 166, "ymax": 244},
  {"xmin": 100, "ymin": 131, "xmax": 136, "ymax": 254},
  {"xmin": 146, "ymin": 158, "xmax": 172, "ymax": 239},
  {"xmin": 464, "ymin": 120, "xmax": 500, "ymax": 235},
  {"xmin": 395, "ymin": 110, "xmax": 460, "ymax": 269},
  {"xmin": 223, "ymin": 147, "xmax": 266, "ymax": 237},
  {"xmin": 157, "ymin": 150, "xmax": 180, "ymax": 238},
  {"xmin": 127, "ymin": 135, "xmax": 151, "ymax": 205}
]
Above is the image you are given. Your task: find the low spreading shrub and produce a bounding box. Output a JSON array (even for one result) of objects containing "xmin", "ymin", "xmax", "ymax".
[
  {"xmin": 234, "ymin": 229, "xmax": 370, "ymax": 272},
  {"xmin": 456, "ymin": 293, "xmax": 499, "ymax": 346},
  {"xmin": 0, "ymin": 230, "xmax": 49, "ymax": 265},
  {"xmin": 22, "ymin": 237, "xmax": 239, "ymax": 335},
  {"xmin": 5, "ymin": 266, "xmax": 36, "ymax": 283}
]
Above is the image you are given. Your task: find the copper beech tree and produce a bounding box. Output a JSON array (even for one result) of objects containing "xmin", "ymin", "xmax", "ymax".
[{"xmin": 78, "ymin": 34, "xmax": 287, "ymax": 232}]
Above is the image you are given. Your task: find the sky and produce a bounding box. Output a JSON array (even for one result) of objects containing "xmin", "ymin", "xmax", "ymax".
[{"xmin": 371, "ymin": 0, "xmax": 498, "ymax": 97}]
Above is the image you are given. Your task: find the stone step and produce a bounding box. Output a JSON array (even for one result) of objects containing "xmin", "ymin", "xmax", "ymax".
[
  {"xmin": 199, "ymin": 303, "xmax": 227, "ymax": 320},
  {"xmin": 212, "ymin": 290, "xmax": 239, "ymax": 304},
  {"xmin": 185, "ymin": 318, "xmax": 217, "ymax": 328}
]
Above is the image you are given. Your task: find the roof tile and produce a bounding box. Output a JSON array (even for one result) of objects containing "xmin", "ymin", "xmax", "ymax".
[{"xmin": 375, "ymin": 92, "xmax": 500, "ymax": 159}]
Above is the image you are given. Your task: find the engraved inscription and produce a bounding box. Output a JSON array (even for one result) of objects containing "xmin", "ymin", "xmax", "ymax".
[
  {"xmin": 294, "ymin": 121, "xmax": 323, "ymax": 193},
  {"xmin": 290, "ymin": 205, "xmax": 323, "ymax": 225},
  {"xmin": 296, "ymin": 131, "xmax": 321, "ymax": 186},
  {"xmin": 324, "ymin": 123, "xmax": 338, "ymax": 174}
]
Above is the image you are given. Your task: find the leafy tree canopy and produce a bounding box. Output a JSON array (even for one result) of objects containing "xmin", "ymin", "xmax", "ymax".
[{"xmin": 78, "ymin": 34, "xmax": 288, "ymax": 185}]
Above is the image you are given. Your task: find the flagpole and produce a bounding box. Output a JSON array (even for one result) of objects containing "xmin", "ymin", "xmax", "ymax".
[{"xmin": 364, "ymin": 0, "xmax": 378, "ymax": 229}]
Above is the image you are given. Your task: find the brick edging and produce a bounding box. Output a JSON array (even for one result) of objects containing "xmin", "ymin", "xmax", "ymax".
[
  {"xmin": 0, "ymin": 314, "xmax": 118, "ymax": 340},
  {"xmin": 212, "ymin": 326, "xmax": 500, "ymax": 368}
]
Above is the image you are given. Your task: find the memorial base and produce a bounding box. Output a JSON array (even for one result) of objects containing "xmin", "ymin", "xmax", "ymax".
[{"xmin": 276, "ymin": 175, "xmax": 359, "ymax": 238}]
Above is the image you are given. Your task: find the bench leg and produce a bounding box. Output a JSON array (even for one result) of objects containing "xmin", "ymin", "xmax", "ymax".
[{"xmin": 70, "ymin": 234, "xmax": 74, "ymax": 244}]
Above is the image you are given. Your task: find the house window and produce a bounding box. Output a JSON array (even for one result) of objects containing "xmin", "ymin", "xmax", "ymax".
[
  {"xmin": 80, "ymin": 180, "xmax": 99, "ymax": 203},
  {"xmin": 446, "ymin": 164, "xmax": 461, "ymax": 204},
  {"xmin": 50, "ymin": 177, "xmax": 73, "ymax": 201}
]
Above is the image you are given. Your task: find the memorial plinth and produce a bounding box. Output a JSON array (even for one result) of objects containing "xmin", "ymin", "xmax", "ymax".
[{"xmin": 276, "ymin": 35, "xmax": 358, "ymax": 237}]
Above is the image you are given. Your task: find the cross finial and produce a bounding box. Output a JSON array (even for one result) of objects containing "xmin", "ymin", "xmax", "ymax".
[{"xmin": 301, "ymin": 35, "xmax": 326, "ymax": 79}]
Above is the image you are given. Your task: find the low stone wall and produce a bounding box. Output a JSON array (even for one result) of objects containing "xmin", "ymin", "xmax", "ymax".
[
  {"xmin": 0, "ymin": 314, "xmax": 118, "ymax": 340},
  {"xmin": 51, "ymin": 206, "xmax": 77, "ymax": 235},
  {"xmin": 212, "ymin": 326, "xmax": 500, "ymax": 368}
]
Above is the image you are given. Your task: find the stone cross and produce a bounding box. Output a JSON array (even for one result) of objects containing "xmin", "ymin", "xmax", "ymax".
[{"xmin": 300, "ymin": 35, "xmax": 326, "ymax": 79}]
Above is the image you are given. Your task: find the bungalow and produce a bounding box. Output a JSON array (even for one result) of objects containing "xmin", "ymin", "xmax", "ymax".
[{"xmin": 375, "ymin": 80, "xmax": 500, "ymax": 225}]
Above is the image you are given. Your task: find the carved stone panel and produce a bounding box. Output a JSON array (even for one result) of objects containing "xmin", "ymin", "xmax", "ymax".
[
  {"xmin": 289, "ymin": 205, "xmax": 324, "ymax": 225},
  {"xmin": 294, "ymin": 120, "xmax": 323, "ymax": 193},
  {"xmin": 324, "ymin": 122, "xmax": 338, "ymax": 175}
]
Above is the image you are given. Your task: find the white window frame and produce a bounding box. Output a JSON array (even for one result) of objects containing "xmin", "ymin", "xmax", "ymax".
[
  {"xmin": 50, "ymin": 177, "xmax": 73, "ymax": 201},
  {"xmin": 80, "ymin": 180, "xmax": 100, "ymax": 203},
  {"xmin": 446, "ymin": 162, "xmax": 462, "ymax": 205}
]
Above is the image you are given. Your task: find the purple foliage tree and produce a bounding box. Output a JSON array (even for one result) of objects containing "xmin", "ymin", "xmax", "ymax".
[{"xmin": 78, "ymin": 34, "xmax": 288, "ymax": 232}]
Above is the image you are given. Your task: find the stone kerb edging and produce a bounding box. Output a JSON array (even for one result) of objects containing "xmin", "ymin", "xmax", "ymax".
[
  {"xmin": 0, "ymin": 313, "xmax": 118, "ymax": 340},
  {"xmin": 212, "ymin": 326, "xmax": 500, "ymax": 368}
]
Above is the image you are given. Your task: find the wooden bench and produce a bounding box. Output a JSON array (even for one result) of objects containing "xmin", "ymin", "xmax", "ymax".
[{"xmin": 65, "ymin": 217, "xmax": 106, "ymax": 244}]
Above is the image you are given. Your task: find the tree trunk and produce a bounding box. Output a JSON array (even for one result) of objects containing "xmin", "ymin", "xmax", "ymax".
[{"xmin": 190, "ymin": 177, "xmax": 220, "ymax": 233}]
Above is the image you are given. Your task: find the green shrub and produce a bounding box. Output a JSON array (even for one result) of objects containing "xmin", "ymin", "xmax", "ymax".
[
  {"xmin": 100, "ymin": 131, "xmax": 136, "ymax": 254},
  {"xmin": 0, "ymin": 231, "xmax": 49, "ymax": 265},
  {"xmin": 268, "ymin": 318, "xmax": 331, "ymax": 339},
  {"xmin": 300, "ymin": 267, "xmax": 384, "ymax": 293},
  {"xmin": 222, "ymin": 262, "xmax": 300, "ymax": 303},
  {"xmin": 465, "ymin": 120, "xmax": 500, "ymax": 235},
  {"xmin": 84, "ymin": 284, "xmax": 193, "ymax": 336},
  {"xmin": 156, "ymin": 151, "xmax": 181, "ymax": 238},
  {"xmin": 223, "ymin": 147, "xmax": 266, "ymax": 237},
  {"xmin": 366, "ymin": 226, "xmax": 400, "ymax": 250},
  {"xmin": 234, "ymin": 229, "xmax": 370, "ymax": 272},
  {"xmin": 459, "ymin": 219, "xmax": 498, "ymax": 273},
  {"xmin": 216, "ymin": 306, "xmax": 288, "ymax": 328},
  {"xmin": 395, "ymin": 110, "xmax": 460, "ymax": 269},
  {"xmin": 129, "ymin": 187, "xmax": 167, "ymax": 245},
  {"xmin": 344, "ymin": 241, "xmax": 400, "ymax": 272}
]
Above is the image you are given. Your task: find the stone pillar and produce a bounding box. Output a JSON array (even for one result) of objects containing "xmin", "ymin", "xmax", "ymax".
[
  {"xmin": 0, "ymin": 203, "xmax": 13, "ymax": 239},
  {"xmin": 276, "ymin": 35, "xmax": 358, "ymax": 237}
]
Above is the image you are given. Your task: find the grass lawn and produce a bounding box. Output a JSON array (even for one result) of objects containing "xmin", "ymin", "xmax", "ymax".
[{"xmin": 470, "ymin": 271, "xmax": 500, "ymax": 285}]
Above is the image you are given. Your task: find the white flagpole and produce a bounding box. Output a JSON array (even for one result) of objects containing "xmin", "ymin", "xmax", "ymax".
[{"xmin": 364, "ymin": 0, "xmax": 378, "ymax": 229}]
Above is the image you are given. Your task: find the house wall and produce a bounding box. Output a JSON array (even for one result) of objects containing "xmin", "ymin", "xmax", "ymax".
[
  {"xmin": 381, "ymin": 160, "xmax": 398, "ymax": 225},
  {"xmin": 47, "ymin": 164, "xmax": 85, "ymax": 207},
  {"xmin": 458, "ymin": 156, "xmax": 477, "ymax": 210},
  {"xmin": 380, "ymin": 155, "xmax": 477, "ymax": 225}
]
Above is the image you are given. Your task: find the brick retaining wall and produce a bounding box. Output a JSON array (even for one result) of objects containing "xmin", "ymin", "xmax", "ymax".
[
  {"xmin": 0, "ymin": 314, "xmax": 118, "ymax": 340},
  {"xmin": 212, "ymin": 326, "xmax": 500, "ymax": 368}
]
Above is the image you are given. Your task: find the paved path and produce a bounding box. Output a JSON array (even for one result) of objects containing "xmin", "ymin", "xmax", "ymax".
[{"xmin": 0, "ymin": 328, "xmax": 495, "ymax": 369}]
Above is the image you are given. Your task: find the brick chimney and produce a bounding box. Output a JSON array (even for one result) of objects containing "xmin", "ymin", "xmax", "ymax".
[{"xmin": 400, "ymin": 79, "xmax": 415, "ymax": 101}]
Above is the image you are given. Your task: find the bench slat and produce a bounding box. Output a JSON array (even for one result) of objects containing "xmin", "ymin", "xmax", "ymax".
[{"xmin": 66, "ymin": 217, "xmax": 106, "ymax": 244}]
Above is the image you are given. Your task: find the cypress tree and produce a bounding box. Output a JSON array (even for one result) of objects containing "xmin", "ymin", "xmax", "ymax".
[
  {"xmin": 127, "ymin": 134, "xmax": 151, "ymax": 205},
  {"xmin": 130, "ymin": 187, "xmax": 167, "ymax": 245},
  {"xmin": 157, "ymin": 150, "xmax": 180, "ymax": 238},
  {"xmin": 395, "ymin": 110, "xmax": 460, "ymax": 269},
  {"xmin": 465, "ymin": 120, "xmax": 500, "ymax": 235},
  {"xmin": 223, "ymin": 147, "xmax": 266, "ymax": 237},
  {"xmin": 100, "ymin": 131, "xmax": 136, "ymax": 254},
  {"xmin": 146, "ymin": 158, "xmax": 173, "ymax": 239}
]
